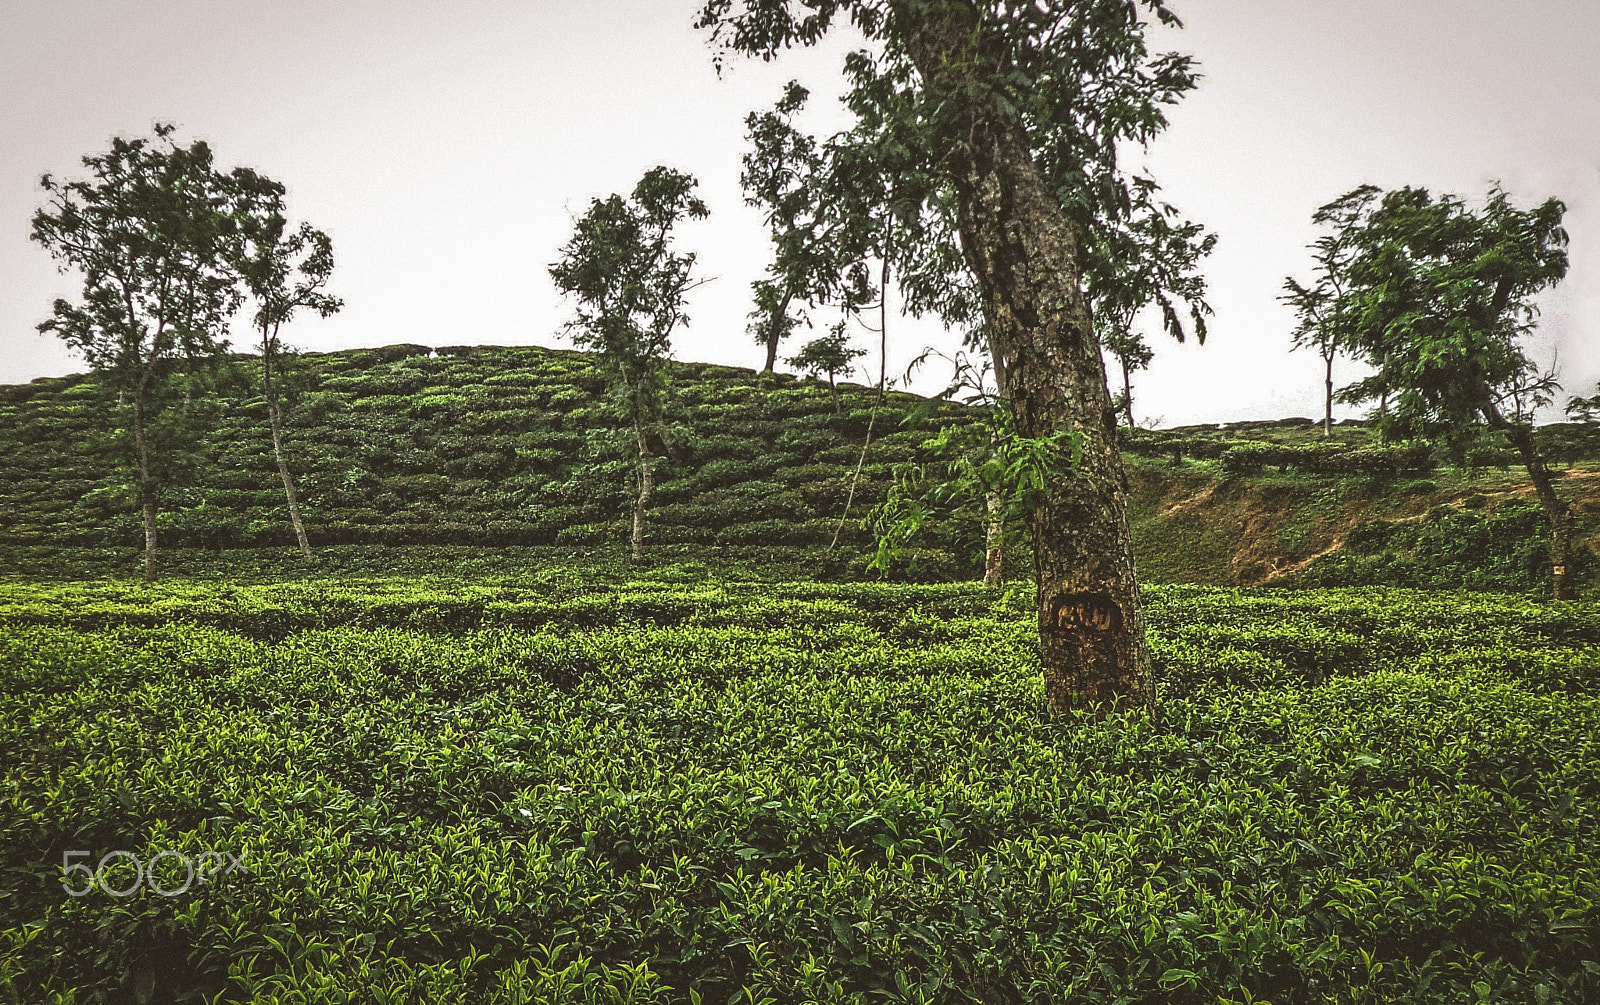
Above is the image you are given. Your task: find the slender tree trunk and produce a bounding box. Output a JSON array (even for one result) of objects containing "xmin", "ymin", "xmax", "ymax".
[
  {"xmin": 828, "ymin": 373, "xmax": 840, "ymax": 413},
  {"xmin": 1377, "ymin": 351, "xmax": 1390, "ymax": 422},
  {"xmin": 131, "ymin": 389, "xmax": 159, "ymax": 583},
  {"xmin": 631, "ymin": 416, "xmax": 654, "ymax": 561},
  {"xmin": 1493, "ymin": 407, "xmax": 1576, "ymax": 600},
  {"xmin": 763, "ymin": 332, "xmax": 780, "ymax": 374},
  {"xmin": 906, "ymin": 5, "xmax": 1153, "ymax": 712},
  {"xmin": 829, "ymin": 258, "xmax": 891, "ymax": 552},
  {"xmin": 263, "ymin": 338, "xmax": 314, "ymax": 562},
  {"xmin": 762, "ymin": 288, "xmax": 793, "ymax": 373},
  {"xmin": 830, "ymin": 401, "xmax": 876, "ymax": 552},
  {"xmin": 983, "ymin": 488, "xmax": 1004, "ymax": 588},
  {"xmin": 1121, "ymin": 359, "xmax": 1136, "ymax": 429},
  {"xmin": 1323, "ymin": 350, "xmax": 1335, "ymax": 437},
  {"xmin": 984, "ymin": 330, "xmax": 1009, "ymax": 589}
]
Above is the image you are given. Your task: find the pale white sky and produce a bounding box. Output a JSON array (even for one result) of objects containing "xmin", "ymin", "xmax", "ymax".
[{"xmin": 2, "ymin": 0, "xmax": 1597, "ymax": 426}]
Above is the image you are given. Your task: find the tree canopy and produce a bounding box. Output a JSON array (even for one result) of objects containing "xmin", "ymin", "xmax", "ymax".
[
  {"xmin": 1316, "ymin": 181, "xmax": 1574, "ymax": 598},
  {"xmin": 31, "ymin": 123, "xmax": 251, "ymax": 580},
  {"xmin": 726, "ymin": 1, "xmax": 1214, "ymax": 357},
  {"xmin": 1330, "ymin": 184, "xmax": 1568, "ymax": 446},
  {"xmin": 549, "ymin": 166, "xmax": 709, "ymax": 559}
]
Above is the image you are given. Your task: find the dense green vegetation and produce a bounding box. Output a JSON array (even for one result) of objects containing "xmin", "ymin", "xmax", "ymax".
[
  {"xmin": 0, "ymin": 344, "xmax": 971, "ymax": 572},
  {"xmin": 5, "ymin": 343, "xmax": 1599, "ymax": 594},
  {"xmin": 0, "ymin": 577, "xmax": 1595, "ymax": 1003}
]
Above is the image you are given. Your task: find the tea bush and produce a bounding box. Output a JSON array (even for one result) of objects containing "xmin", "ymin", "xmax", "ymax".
[
  {"xmin": 0, "ymin": 347, "xmax": 986, "ymax": 574},
  {"xmin": 0, "ymin": 580, "xmax": 1596, "ymax": 1003},
  {"xmin": 1302, "ymin": 499, "xmax": 1593, "ymax": 594}
]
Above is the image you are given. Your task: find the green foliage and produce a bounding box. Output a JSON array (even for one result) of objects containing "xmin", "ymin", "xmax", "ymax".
[
  {"xmin": 549, "ymin": 167, "xmax": 708, "ymax": 372},
  {"xmin": 866, "ymin": 409, "xmax": 1080, "ymax": 574},
  {"xmin": 786, "ymin": 329, "xmax": 868, "ymax": 388},
  {"xmin": 1323, "ymin": 184, "xmax": 1568, "ymax": 445},
  {"xmin": 1304, "ymin": 499, "xmax": 1594, "ymax": 593},
  {"xmin": 30, "ymin": 123, "xmax": 245, "ymax": 379},
  {"xmin": 1, "ymin": 579, "xmax": 1597, "ymax": 1001},
  {"xmin": 0, "ymin": 347, "xmax": 986, "ymax": 577},
  {"xmin": 1218, "ymin": 441, "xmax": 1434, "ymax": 479},
  {"xmin": 1282, "ymin": 186, "xmax": 1371, "ymax": 426}
]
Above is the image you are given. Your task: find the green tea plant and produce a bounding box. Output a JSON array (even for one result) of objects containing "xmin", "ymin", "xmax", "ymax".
[{"xmin": 1, "ymin": 578, "xmax": 1596, "ymax": 1002}]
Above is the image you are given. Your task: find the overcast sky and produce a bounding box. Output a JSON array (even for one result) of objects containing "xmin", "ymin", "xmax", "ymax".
[{"xmin": 2, "ymin": 0, "xmax": 1597, "ymax": 426}]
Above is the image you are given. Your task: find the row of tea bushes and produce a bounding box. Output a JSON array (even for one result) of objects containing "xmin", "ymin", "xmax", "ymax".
[
  {"xmin": 1, "ymin": 581, "xmax": 1596, "ymax": 1002},
  {"xmin": 1299, "ymin": 499, "xmax": 1594, "ymax": 595},
  {"xmin": 0, "ymin": 345, "xmax": 983, "ymax": 566},
  {"xmin": 1217, "ymin": 442, "xmax": 1436, "ymax": 478}
]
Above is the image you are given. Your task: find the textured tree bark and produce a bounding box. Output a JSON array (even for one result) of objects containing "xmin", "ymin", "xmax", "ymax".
[
  {"xmin": 905, "ymin": 4, "xmax": 1153, "ymax": 712},
  {"xmin": 984, "ymin": 330, "xmax": 1008, "ymax": 589},
  {"xmin": 132, "ymin": 391, "xmax": 158, "ymax": 583},
  {"xmin": 263, "ymin": 339, "xmax": 315, "ymax": 562},
  {"xmin": 631, "ymin": 416, "xmax": 654, "ymax": 561},
  {"xmin": 1495, "ymin": 410, "xmax": 1576, "ymax": 600}
]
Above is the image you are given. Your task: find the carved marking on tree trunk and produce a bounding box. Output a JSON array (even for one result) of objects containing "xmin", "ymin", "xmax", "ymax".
[{"xmin": 1044, "ymin": 592, "xmax": 1124, "ymax": 635}]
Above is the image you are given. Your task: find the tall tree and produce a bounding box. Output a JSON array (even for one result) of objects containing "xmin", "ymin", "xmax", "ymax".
[
  {"xmin": 1282, "ymin": 186, "xmax": 1377, "ymax": 436},
  {"xmin": 701, "ymin": 0, "xmax": 1202, "ymax": 710},
  {"xmin": 1331, "ymin": 184, "xmax": 1574, "ymax": 598},
  {"xmin": 1102, "ymin": 328, "xmax": 1153, "ymax": 428},
  {"xmin": 549, "ymin": 166, "xmax": 708, "ymax": 560},
  {"xmin": 31, "ymin": 124, "xmax": 243, "ymax": 582},
  {"xmin": 230, "ymin": 172, "xmax": 342, "ymax": 562},
  {"xmin": 744, "ymin": 83, "xmax": 857, "ymax": 372}
]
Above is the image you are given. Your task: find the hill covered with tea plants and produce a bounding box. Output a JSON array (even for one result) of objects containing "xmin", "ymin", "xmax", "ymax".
[
  {"xmin": 4, "ymin": 341, "xmax": 1600, "ymax": 591},
  {"xmin": 0, "ymin": 344, "xmax": 974, "ymax": 574}
]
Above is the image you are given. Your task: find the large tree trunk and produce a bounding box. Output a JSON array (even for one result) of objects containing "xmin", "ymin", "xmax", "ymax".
[
  {"xmin": 631, "ymin": 417, "xmax": 654, "ymax": 561},
  {"xmin": 263, "ymin": 339, "xmax": 314, "ymax": 562},
  {"xmin": 905, "ymin": 5, "xmax": 1153, "ymax": 712},
  {"xmin": 132, "ymin": 390, "xmax": 159, "ymax": 583},
  {"xmin": 1495, "ymin": 410, "xmax": 1576, "ymax": 600}
]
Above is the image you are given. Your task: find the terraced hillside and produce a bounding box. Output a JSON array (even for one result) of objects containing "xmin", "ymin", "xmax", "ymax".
[
  {"xmin": 5, "ymin": 341, "xmax": 1600, "ymax": 591},
  {"xmin": 0, "ymin": 344, "xmax": 981, "ymax": 575}
]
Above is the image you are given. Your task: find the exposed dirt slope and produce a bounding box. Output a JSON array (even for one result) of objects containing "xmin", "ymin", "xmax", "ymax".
[{"xmin": 1126, "ymin": 459, "xmax": 1600, "ymax": 587}]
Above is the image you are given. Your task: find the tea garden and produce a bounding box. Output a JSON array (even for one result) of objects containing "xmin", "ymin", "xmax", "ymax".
[{"xmin": 1, "ymin": 576, "xmax": 1595, "ymax": 1002}]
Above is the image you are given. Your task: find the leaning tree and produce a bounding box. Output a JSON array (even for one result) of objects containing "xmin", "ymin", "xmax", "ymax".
[
  {"xmin": 549, "ymin": 166, "xmax": 708, "ymax": 561},
  {"xmin": 1330, "ymin": 184, "xmax": 1575, "ymax": 599},
  {"xmin": 700, "ymin": 0, "xmax": 1207, "ymax": 710},
  {"xmin": 32, "ymin": 124, "xmax": 244, "ymax": 582},
  {"xmin": 229, "ymin": 170, "xmax": 342, "ymax": 563}
]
